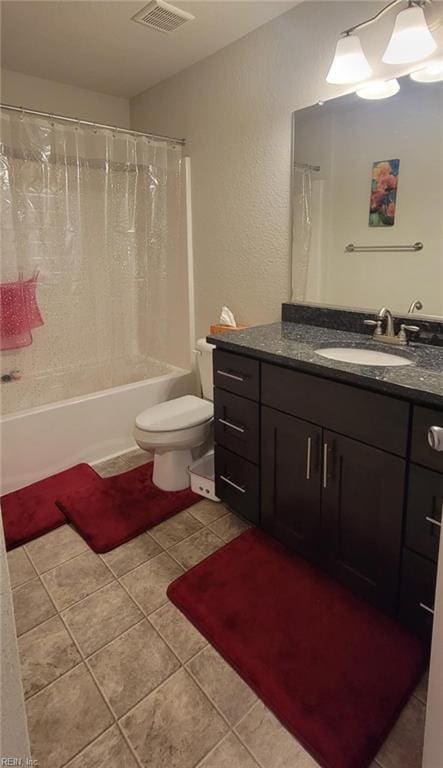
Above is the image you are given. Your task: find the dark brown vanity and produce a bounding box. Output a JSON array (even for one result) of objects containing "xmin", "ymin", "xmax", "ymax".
[{"xmin": 210, "ymin": 313, "xmax": 443, "ymax": 644}]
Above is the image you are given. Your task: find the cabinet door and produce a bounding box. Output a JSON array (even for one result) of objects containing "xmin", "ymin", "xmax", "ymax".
[
  {"xmin": 321, "ymin": 431, "xmax": 405, "ymax": 613},
  {"xmin": 261, "ymin": 406, "xmax": 322, "ymax": 560}
]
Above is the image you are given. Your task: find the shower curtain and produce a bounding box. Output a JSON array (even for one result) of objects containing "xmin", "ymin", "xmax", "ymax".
[
  {"xmin": 0, "ymin": 111, "xmax": 186, "ymax": 409},
  {"xmin": 291, "ymin": 165, "xmax": 313, "ymax": 302}
]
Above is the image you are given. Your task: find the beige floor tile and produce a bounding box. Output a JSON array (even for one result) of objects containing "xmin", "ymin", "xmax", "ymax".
[
  {"xmin": 25, "ymin": 525, "xmax": 88, "ymax": 573},
  {"xmin": 121, "ymin": 449, "xmax": 152, "ymax": 471},
  {"xmin": 149, "ymin": 601, "xmax": 207, "ymax": 662},
  {"xmin": 7, "ymin": 547, "xmax": 36, "ymax": 588},
  {"xmin": 65, "ymin": 725, "xmax": 138, "ymax": 768},
  {"xmin": 89, "ymin": 620, "xmax": 180, "ymax": 717},
  {"xmin": 209, "ymin": 512, "xmax": 251, "ymax": 543},
  {"xmin": 413, "ymin": 669, "xmax": 429, "ymax": 704},
  {"xmin": 42, "ymin": 551, "xmax": 114, "ymax": 611},
  {"xmin": 121, "ymin": 551, "xmax": 183, "ymax": 615},
  {"xmin": 62, "ymin": 581, "xmax": 143, "ymax": 657},
  {"xmin": 236, "ymin": 701, "xmax": 320, "ymax": 768},
  {"xmin": 198, "ymin": 733, "xmax": 260, "ymax": 767},
  {"xmin": 12, "ymin": 578, "xmax": 56, "ymax": 636},
  {"xmin": 120, "ymin": 667, "xmax": 228, "ymax": 768},
  {"xmin": 375, "ymin": 696, "xmax": 425, "ymax": 768},
  {"xmin": 101, "ymin": 533, "xmax": 161, "ymax": 577},
  {"xmin": 189, "ymin": 500, "xmax": 228, "ymax": 525},
  {"xmin": 18, "ymin": 615, "xmax": 81, "ymax": 698},
  {"xmin": 169, "ymin": 529, "xmax": 225, "ymax": 570},
  {"xmin": 94, "ymin": 455, "xmax": 130, "ymax": 478},
  {"xmin": 26, "ymin": 663, "xmax": 113, "ymax": 768},
  {"xmin": 187, "ymin": 645, "xmax": 257, "ymax": 724},
  {"xmin": 150, "ymin": 509, "xmax": 203, "ymax": 549}
]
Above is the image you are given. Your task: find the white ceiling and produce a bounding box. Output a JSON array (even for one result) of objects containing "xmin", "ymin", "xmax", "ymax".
[{"xmin": 1, "ymin": 1, "xmax": 297, "ymax": 98}]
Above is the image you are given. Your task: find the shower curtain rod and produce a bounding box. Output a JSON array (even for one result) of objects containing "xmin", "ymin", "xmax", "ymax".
[{"xmin": 0, "ymin": 103, "xmax": 186, "ymax": 146}]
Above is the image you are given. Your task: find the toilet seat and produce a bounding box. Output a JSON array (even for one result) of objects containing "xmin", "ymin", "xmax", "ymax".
[{"xmin": 135, "ymin": 395, "xmax": 213, "ymax": 433}]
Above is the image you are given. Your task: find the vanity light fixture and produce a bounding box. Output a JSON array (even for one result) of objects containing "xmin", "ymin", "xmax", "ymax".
[
  {"xmin": 326, "ymin": 0, "xmax": 436, "ymax": 85},
  {"xmin": 356, "ymin": 78, "xmax": 401, "ymax": 99},
  {"xmin": 326, "ymin": 34, "xmax": 372, "ymax": 84},
  {"xmin": 383, "ymin": 2, "xmax": 437, "ymax": 63},
  {"xmin": 410, "ymin": 58, "xmax": 443, "ymax": 81}
]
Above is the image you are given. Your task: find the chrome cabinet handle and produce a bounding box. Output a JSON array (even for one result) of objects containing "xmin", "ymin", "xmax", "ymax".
[
  {"xmin": 217, "ymin": 370, "xmax": 244, "ymax": 382},
  {"xmin": 218, "ymin": 418, "xmax": 245, "ymax": 434},
  {"xmin": 419, "ymin": 602, "xmax": 435, "ymax": 616},
  {"xmin": 425, "ymin": 516, "xmax": 442, "ymax": 528},
  {"xmin": 428, "ymin": 426, "xmax": 443, "ymax": 452},
  {"xmin": 306, "ymin": 436, "xmax": 312, "ymax": 480},
  {"xmin": 323, "ymin": 442, "xmax": 328, "ymax": 489},
  {"xmin": 219, "ymin": 475, "xmax": 246, "ymax": 494}
]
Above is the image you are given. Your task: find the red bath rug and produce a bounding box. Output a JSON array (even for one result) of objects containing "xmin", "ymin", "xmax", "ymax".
[
  {"xmin": 1, "ymin": 464, "xmax": 98, "ymax": 550},
  {"xmin": 168, "ymin": 528, "xmax": 425, "ymax": 768},
  {"xmin": 57, "ymin": 462, "xmax": 200, "ymax": 553}
]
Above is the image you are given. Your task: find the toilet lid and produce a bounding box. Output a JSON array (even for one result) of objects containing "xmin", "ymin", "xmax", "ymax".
[{"xmin": 136, "ymin": 395, "xmax": 213, "ymax": 433}]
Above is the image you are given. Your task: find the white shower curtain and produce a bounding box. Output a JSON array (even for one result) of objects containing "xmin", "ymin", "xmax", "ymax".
[{"xmin": 0, "ymin": 111, "xmax": 186, "ymax": 409}]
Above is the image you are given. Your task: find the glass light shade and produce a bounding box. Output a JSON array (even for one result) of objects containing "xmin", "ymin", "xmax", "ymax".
[
  {"xmin": 326, "ymin": 34, "xmax": 372, "ymax": 84},
  {"xmin": 382, "ymin": 5, "xmax": 437, "ymax": 65},
  {"xmin": 356, "ymin": 78, "xmax": 400, "ymax": 99},
  {"xmin": 410, "ymin": 59, "xmax": 443, "ymax": 82}
]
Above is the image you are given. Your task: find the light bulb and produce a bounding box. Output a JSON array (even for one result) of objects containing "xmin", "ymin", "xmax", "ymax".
[
  {"xmin": 410, "ymin": 59, "xmax": 443, "ymax": 82},
  {"xmin": 356, "ymin": 78, "xmax": 401, "ymax": 99},
  {"xmin": 326, "ymin": 34, "xmax": 372, "ymax": 85},
  {"xmin": 383, "ymin": 4, "xmax": 437, "ymax": 65}
]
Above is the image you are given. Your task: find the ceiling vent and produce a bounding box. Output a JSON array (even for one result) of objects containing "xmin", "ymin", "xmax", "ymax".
[{"xmin": 132, "ymin": 0, "xmax": 195, "ymax": 34}]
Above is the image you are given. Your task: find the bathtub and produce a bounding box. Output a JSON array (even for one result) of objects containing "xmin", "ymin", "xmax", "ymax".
[{"xmin": 1, "ymin": 364, "xmax": 196, "ymax": 494}]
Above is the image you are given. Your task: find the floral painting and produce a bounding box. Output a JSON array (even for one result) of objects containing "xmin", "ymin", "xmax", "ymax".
[{"xmin": 369, "ymin": 159, "xmax": 399, "ymax": 227}]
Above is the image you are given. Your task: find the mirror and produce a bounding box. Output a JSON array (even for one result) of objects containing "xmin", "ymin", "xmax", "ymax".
[{"xmin": 291, "ymin": 74, "xmax": 443, "ymax": 318}]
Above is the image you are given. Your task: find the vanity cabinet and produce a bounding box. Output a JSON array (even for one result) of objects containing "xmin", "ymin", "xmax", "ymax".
[{"xmin": 213, "ymin": 348, "xmax": 442, "ymax": 629}]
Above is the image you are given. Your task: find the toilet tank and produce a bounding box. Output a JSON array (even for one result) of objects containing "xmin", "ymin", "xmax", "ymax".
[{"xmin": 196, "ymin": 338, "xmax": 215, "ymax": 401}]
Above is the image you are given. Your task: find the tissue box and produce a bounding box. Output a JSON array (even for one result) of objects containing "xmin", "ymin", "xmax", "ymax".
[{"xmin": 210, "ymin": 324, "xmax": 247, "ymax": 335}]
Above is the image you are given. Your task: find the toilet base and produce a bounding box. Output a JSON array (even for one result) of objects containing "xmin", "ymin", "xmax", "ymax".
[{"xmin": 153, "ymin": 449, "xmax": 193, "ymax": 492}]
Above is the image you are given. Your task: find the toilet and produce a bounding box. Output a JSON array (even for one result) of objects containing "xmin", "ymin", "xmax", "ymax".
[{"xmin": 134, "ymin": 338, "xmax": 215, "ymax": 491}]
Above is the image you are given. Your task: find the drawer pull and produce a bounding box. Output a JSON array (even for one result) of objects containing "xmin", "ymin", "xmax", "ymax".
[
  {"xmin": 219, "ymin": 475, "xmax": 246, "ymax": 494},
  {"xmin": 217, "ymin": 370, "xmax": 244, "ymax": 383},
  {"xmin": 428, "ymin": 426, "xmax": 443, "ymax": 452},
  {"xmin": 306, "ymin": 436, "xmax": 312, "ymax": 480},
  {"xmin": 218, "ymin": 418, "xmax": 245, "ymax": 434},
  {"xmin": 323, "ymin": 442, "xmax": 328, "ymax": 489},
  {"xmin": 419, "ymin": 602, "xmax": 435, "ymax": 616},
  {"xmin": 425, "ymin": 516, "xmax": 442, "ymax": 528}
]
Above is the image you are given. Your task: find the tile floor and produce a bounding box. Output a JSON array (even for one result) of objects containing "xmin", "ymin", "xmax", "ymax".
[{"xmin": 8, "ymin": 449, "xmax": 427, "ymax": 768}]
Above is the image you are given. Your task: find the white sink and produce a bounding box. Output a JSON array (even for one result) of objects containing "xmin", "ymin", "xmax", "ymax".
[{"xmin": 315, "ymin": 347, "xmax": 413, "ymax": 367}]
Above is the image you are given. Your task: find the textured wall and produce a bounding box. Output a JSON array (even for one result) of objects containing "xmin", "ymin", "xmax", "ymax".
[
  {"xmin": 1, "ymin": 69, "xmax": 130, "ymax": 127},
  {"xmin": 130, "ymin": 1, "xmax": 441, "ymax": 336}
]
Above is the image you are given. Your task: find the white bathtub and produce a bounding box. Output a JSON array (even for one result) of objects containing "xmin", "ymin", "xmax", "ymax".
[{"xmin": 1, "ymin": 366, "xmax": 196, "ymax": 494}]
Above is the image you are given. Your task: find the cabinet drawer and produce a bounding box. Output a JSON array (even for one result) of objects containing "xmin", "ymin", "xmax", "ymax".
[
  {"xmin": 262, "ymin": 363, "xmax": 409, "ymax": 456},
  {"xmin": 214, "ymin": 388, "xmax": 259, "ymax": 464},
  {"xmin": 399, "ymin": 548, "xmax": 437, "ymax": 643},
  {"xmin": 213, "ymin": 350, "xmax": 259, "ymax": 401},
  {"xmin": 215, "ymin": 446, "xmax": 259, "ymax": 524},
  {"xmin": 405, "ymin": 464, "xmax": 442, "ymax": 563},
  {"xmin": 411, "ymin": 406, "xmax": 443, "ymax": 473}
]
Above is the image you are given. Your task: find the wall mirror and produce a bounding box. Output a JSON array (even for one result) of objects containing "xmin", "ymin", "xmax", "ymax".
[{"xmin": 290, "ymin": 73, "xmax": 443, "ymax": 318}]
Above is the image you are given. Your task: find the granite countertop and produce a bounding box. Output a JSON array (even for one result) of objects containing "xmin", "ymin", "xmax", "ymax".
[{"xmin": 207, "ymin": 322, "xmax": 443, "ymax": 408}]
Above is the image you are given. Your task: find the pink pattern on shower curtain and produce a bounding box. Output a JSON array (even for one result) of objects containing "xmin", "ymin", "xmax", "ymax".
[{"xmin": 0, "ymin": 274, "xmax": 44, "ymax": 350}]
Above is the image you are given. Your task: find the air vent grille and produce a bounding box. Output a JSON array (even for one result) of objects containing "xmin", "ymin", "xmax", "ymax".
[{"xmin": 132, "ymin": 0, "xmax": 195, "ymax": 33}]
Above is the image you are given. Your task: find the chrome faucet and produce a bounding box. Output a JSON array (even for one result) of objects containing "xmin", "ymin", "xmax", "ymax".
[
  {"xmin": 408, "ymin": 299, "xmax": 423, "ymax": 314},
  {"xmin": 377, "ymin": 307, "xmax": 395, "ymax": 337},
  {"xmin": 363, "ymin": 306, "xmax": 419, "ymax": 346}
]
